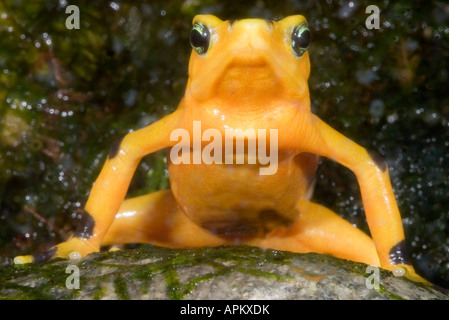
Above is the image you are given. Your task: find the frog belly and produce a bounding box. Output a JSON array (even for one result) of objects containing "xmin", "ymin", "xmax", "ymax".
[{"xmin": 167, "ymin": 150, "xmax": 317, "ymax": 239}]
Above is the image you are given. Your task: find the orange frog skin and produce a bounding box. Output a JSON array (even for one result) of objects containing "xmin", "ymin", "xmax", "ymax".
[{"xmin": 15, "ymin": 15, "xmax": 424, "ymax": 281}]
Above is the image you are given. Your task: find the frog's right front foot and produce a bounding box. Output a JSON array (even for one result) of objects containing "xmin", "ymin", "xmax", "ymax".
[{"xmin": 14, "ymin": 237, "xmax": 99, "ymax": 264}]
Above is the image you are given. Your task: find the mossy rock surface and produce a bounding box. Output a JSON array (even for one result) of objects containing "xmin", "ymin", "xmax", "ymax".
[{"xmin": 0, "ymin": 246, "xmax": 446, "ymax": 300}]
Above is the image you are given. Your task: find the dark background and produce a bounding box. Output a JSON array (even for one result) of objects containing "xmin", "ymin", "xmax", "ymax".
[{"xmin": 0, "ymin": 0, "xmax": 448, "ymax": 288}]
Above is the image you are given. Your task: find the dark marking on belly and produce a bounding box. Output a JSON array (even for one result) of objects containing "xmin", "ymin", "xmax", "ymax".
[
  {"xmin": 209, "ymin": 221, "xmax": 259, "ymax": 240},
  {"xmin": 205, "ymin": 209, "xmax": 292, "ymax": 240},
  {"xmin": 258, "ymin": 209, "xmax": 293, "ymax": 233},
  {"xmin": 368, "ymin": 150, "xmax": 387, "ymax": 172},
  {"xmin": 389, "ymin": 240, "xmax": 412, "ymax": 265}
]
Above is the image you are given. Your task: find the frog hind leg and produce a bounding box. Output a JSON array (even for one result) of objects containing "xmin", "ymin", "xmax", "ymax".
[
  {"xmin": 250, "ymin": 199, "xmax": 381, "ymax": 266},
  {"xmin": 104, "ymin": 193, "xmax": 380, "ymax": 265},
  {"xmin": 250, "ymin": 200, "xmax": 430, "ymax": 283},
  {"xmin": 101, "ymin": 189, "xmax": 228, "ymax": 248}
]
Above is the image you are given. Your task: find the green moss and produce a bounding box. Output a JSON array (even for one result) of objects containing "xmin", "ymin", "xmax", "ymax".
[
  {"xmin": 114, "ymin": 275, "xmax": 130, "ymax": 300},
  {"xmin": 377, "ymin": 283, "xmax": 406, "ymax": 300},
  {"xmin": 93, "ymin": 282, "xmax": 107, "ymax": 300},
  {"xmin": 163, "ymin": 266, "xmax": 183, "ymax": 300},
  {"xmin": 1, "ymin": 246, "xmax": 446, "ymax": 300},
  {"xmin": 0, "ymin": 247, "xmax": 281, "ymax": 299}
]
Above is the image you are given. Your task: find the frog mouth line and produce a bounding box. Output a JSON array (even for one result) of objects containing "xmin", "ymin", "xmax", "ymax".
[
  {"xmin": 219, "ymin": 61, "xmax": 280, "ymax": 86},
  {"xmin": 212, "ymin": 55, "xmax": 285, "ymax": 94}
]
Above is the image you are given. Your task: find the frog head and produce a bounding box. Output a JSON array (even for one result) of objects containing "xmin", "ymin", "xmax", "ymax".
[{"xmin": 185, "ymin": 15, "xmax": 311, "ymax": 112}]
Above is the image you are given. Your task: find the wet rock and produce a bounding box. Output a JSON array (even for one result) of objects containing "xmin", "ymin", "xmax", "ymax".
[{"xmin": 1, "ymin": 246, "xmax": 447, "ymax": 300}]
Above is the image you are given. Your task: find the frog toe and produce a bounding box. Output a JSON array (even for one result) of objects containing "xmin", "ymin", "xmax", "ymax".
[
  {"xmin": 14, "ymin": 254, "xmax": 36, "ymax": 265},
  {"xmin": 393, "ymin": 265, "xmax": 431, "ymax": 285},
  {"xmin": 14, "ymin": 246, "xmax": 57, "ymax": 264},
  {"xmin": 53, "ymin": 237, "xmax": 99, "ymax": 259}
]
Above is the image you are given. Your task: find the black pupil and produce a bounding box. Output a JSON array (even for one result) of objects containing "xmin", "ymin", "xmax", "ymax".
[
  {"xmin": 190, "ymin": 24, "xmax": 210, "ymax": 54},
  {"xmin": 292, "ymin": 27, "xmax": 310, "ymax": 56}
]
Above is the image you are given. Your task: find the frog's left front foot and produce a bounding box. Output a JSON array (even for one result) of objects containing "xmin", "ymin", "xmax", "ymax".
[{"xmin": 14, "ymin": 237, "xmax": 99, "ymax": 264}]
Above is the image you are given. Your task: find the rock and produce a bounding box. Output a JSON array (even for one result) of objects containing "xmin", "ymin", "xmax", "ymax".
[{"xmin": 0, "ymin": 246, "xmax": 447, "ymax": 300}]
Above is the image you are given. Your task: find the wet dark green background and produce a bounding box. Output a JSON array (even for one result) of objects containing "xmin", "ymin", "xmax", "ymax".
[{"xmin": 1, "ymin": 0, "xmax": 448, "ymax": 289}]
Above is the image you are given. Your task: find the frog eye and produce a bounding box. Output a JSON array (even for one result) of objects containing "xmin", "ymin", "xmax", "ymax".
[
  {"xmin": 190, "ymin": 22, "xmax": 210, "ymax": 55},
  {"xmin": 291, "ymin": 23, "xmax": 311, "ymax": 57}
]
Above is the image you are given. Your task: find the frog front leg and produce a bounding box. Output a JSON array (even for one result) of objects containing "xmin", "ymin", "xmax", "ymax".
[
  {"xmin": 15, "ymin": 109, "xmax": 184, "ymax": 263},
  {"xmin": 291, "ymin": 114, "xmax": 421, "ymax": 280}
]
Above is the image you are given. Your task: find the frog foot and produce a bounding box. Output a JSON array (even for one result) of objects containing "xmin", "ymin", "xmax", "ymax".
[
  {"xmin": 14, "ymin": 237, "xmax": 99, "ymax": 264},
  {"xmin": 392, "ymin": 265, "xmax": 431, "ymax": 285}
]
